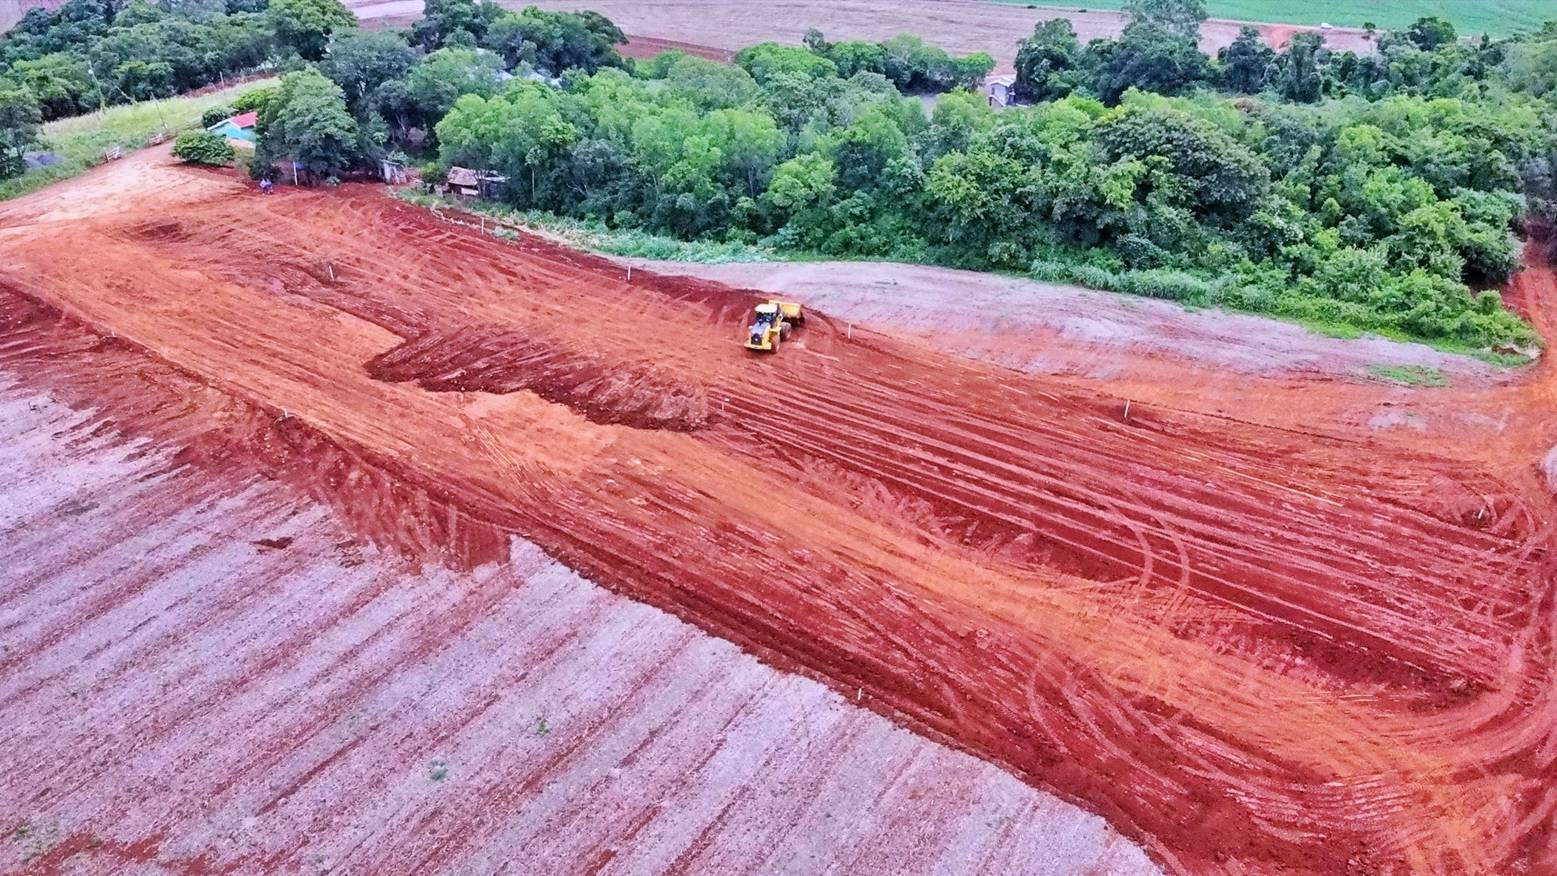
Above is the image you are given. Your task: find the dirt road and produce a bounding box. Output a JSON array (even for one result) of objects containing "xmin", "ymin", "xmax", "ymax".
[
  {"xmin": 348, "ymin": 0, "xmax": 1376, "ymax": 68},
  {"xmin": 1, "ymin": 152, "xmax": 1554, "ymax": 874}
]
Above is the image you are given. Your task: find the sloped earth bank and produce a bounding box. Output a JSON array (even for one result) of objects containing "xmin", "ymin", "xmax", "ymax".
[
  {"xmin": 2, "ymin": 151, "xmax": 1556, "ymax": 874},
  {"xmin": 0, "ymin": 379, "xmax": 1154, "ymax": 874},
  {"xmin": 624, "ymin": 259, "xmax": 1517, "ymax": 435},
  {"xmin": 637, "ymin": 259, "xmax": 1510, "ymax": 382}
]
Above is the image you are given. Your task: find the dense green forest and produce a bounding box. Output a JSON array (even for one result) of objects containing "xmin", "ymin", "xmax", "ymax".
[
  {"xmin": 426, "ymin": 1, "xmax": 1555, "ymax": 348},
  {"xmin": 2, "ymin": 0, "xmax": 302, "ymax": 117},
  {"xmin": 0, "ymin": 0, "xmax": 632, "ymax": 170},
  {"xmin": 4, "ymin": 0, "xmax": 1556, "ymax": 349}
]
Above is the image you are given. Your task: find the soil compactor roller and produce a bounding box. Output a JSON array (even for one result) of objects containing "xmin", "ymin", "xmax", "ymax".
[{"xmin": 744, "ymin": 300, "xmax": 804, "ymax": 353}]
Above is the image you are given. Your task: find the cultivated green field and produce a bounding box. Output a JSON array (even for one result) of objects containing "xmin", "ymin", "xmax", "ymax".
[
  {"xmin": 994, "ymin": 1, "xmax": 1551, "ymax": 37},
  {"xmin": 0, "ymin": 78, "xmax": 275, "ymax": 201}
]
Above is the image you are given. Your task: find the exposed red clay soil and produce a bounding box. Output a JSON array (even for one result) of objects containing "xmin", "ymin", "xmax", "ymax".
[
  {"xmin": 2, "ymin": 150, "xmax": 1556, "ymax": 874},
  {"xmin": 367, "ymin": 327, "xmax": 717, "ymax": 431},
  {"xmin": 629, "ymin": 258, "xmax": 1525, "ymax": 443},
  {"xmin": 0, "ymin": 376, "xmax": 1154, "ymax": 875},
  {"xmin": 617, "ymin": 34, "xmax": 735, "ymax": 63}
]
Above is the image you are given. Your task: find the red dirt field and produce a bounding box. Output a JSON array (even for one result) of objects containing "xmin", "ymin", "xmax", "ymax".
[
  {"xmin": 0, "ymin": 380, "xmax": 1155, "ymax": 874},
  {"xmin": 615, "ymin": 35, "xmax": 735, "ymax": 64},
  {"xmin": 2, "ymin": 151, "xmax": 1556, "ymax": 874}
]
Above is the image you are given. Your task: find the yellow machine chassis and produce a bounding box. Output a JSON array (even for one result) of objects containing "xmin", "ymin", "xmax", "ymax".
[{"xmin": 743, "ymin": 300, "xmax": 804, "ymax": 352}]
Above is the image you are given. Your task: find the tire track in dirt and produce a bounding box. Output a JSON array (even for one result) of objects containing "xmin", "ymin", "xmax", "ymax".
[
  {"xmin": 124, "ymin": 205, "xmax": 1544, "ymax": 678},
  {"xmin": 1, "ymin": 377, "xmax": 1159, "ymax": 874},
  {"xmin": 2, "ymin": 154, "xmax": 1555, "ymax": 873}
]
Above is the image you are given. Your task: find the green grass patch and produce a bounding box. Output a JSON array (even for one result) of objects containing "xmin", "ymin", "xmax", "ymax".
[
  {"xmin": 1311, "ymin": 321, "xmax": 1534, "ymax": 365},
  {"xmin": 1470, "ymin": 349, "xmax": 1536, "ymax": 367},
  {"xmin": 0, "ymin": 78, "xmax": 276, "ymax": 202},
  {"xmin": 1291, "ymin": 317, "xmax": 1365, "ymax": 340},
  {"xmin": 989, "ymin": 1, "xmax": 1549, "ymax": 37},
  {"xmin": 1368, "ymin": 364, "xmax": 1451, "ymax": 387}
]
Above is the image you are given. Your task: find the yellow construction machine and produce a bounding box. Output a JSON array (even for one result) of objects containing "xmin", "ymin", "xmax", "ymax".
[{"xmin": 743, "ymin": 300, "xmax": 804, "ymax": 353}]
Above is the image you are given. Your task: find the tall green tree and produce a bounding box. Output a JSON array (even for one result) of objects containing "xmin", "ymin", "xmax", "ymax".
[
  {"xmin": 1402, "ymin": 17, "xmax": 1457, "ymax": 51},
  {"xmin": 0, "ymin": 85, "xmax": 43, "ymax": 179},
  {"xmin": 1098, "ymin": 104, "xmax": 1269, "ymax": 223},
  {"xmin": 436, "ymin": 83, "xmax": 577, "ymax": 206},
  {"xmin": 825, "ymin": 40, "xmax": 888, "ymax": 78},
  {"xmin": 736, "ymin": 42, "xmax": 838, "ymax": 84},
  {"xmin": 925, "ymin": 144, "xmax": 1047, "ymax": 264},
  {"xmin": 703, "ymin": 107, "xmax": 782, "ymax": 196},
  {"xmin": 829, "ymin": 106, "xmax": 908, "ymax": 191},
  {"xmin": 480, "ymin": 6, "xmax": 624, "ymax": 75},
  {"xmin": 922, "ymin": 88, "xmax": 993, "ymax": 159},
  {"xmin": 1218, "ymin": 26, "xmax": 1272, "ymax": 94},
  {"xmin": 267, "ymin": 0, "xmax": 354, "ymax": 61},
  {"xmin": 322, "ymin": 30, "xmax": 418, "ymax": 113},
  {"xmin": 255, "ymin": 67, "xmax": 361, "ymax": 178},
  {"xmin": 1089, "ymin": 21, "xmax": 1213, "ymax": 104},
  {"xmin": 1014, "ymin": 19, "xmax": 1080, "ymax": 102},
  {"xmin": 661, "ymin": 54, "xmax": 759, "ymax": 110},
  {"xmin": 401, "ymin": 46, "xmax": 502, "ymax": 131},
  {"xmin": 410, "ymin": 0, "xmax": 492, "ymax": 51},
  {"xmin": 1274, "ymin": 31, "xmax": 1324, "ymax": 103},
  {"xmin": 1122, "ymin": 0, "xmax": 1207, "ymax": 41},
  {"xmin": 3, "ymin": 52, "xmax": 94, "ymax": 118},
  {"xmin": 478, "ymin": 12, "xmax": 533, "ymax": 69},
  {"xmin": 764, "ymin": 151, "xmax": 835, "ymax": 215}
]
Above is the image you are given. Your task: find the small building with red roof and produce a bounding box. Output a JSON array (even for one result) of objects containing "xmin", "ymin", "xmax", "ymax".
[{"xmin": 206, "ymin": 111, "xmax": 258, "ymax": 145}]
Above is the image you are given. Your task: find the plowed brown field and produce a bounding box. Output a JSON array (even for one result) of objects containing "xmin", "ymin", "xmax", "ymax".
[
  {"xmin": 2, "ymin": 151, "xmax": 1555, "ymax": 874},
  {"xmin": 507, "ymin": 0, "xmax": 1375, "ymax": 68}
]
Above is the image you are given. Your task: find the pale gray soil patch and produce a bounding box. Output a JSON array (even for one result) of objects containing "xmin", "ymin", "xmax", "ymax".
[
  {"xmin": 1367, "ymin": 407, "xmax": 1428, "ymax": 432},
  {"xmin": 638, "ymin": 258, "xmax": 1506, "ymax": 382}
]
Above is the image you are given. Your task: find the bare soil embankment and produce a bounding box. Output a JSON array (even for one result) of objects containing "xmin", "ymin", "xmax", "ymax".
[
  {"xmin": 2, "ymin": 151, "xmax": 1555, "ymax": 874},
  {"xmin": 0, "ymin": 372, "xmax": 1153, "ymax": 874}
]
